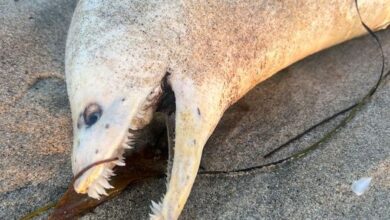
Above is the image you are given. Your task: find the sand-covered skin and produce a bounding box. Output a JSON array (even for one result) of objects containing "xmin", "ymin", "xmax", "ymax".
[{"xmin": 0, "ymin": 0, "xmax": 389, "ymax": 219}]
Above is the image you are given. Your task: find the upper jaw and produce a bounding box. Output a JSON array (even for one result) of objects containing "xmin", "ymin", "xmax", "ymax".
[
  {"xmin": 73, "ymin": 132, "xmax": 130, "ymax": 199},
  {"xmin": 72, "ymin": 84, "xmax": 165, "ymax": 199}
]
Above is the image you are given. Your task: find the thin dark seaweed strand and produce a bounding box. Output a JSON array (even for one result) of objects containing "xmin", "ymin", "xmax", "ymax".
[
  {"xmin": 263, "ymin": 103, "xmax": 357, "ymax": 158},
  {"xmin": 355, "ymin": 0, "xmax": 386, "ymax": 95},
  {"xmin": 73, "ymin": 157, "xmax": 119, "ymax": 182}
]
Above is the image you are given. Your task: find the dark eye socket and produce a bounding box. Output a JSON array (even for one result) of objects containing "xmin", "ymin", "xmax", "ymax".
[{"xmin": 83, "ymin": 103, "xmax": 102, "ymax": 127}]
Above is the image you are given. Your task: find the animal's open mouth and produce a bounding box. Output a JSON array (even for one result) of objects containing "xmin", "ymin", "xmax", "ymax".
[{"xmin": 74, "ymin": 73, "xmax": 175, "ymax": 199}]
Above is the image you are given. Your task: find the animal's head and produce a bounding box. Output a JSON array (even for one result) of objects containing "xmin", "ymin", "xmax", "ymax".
[
  {"xmin": 66, "ymin": 66, "xmax": 167, "ymax": 199},
  {"xmin": 65, "ymin": 1, "xmax": 171, "ymax": 199}
]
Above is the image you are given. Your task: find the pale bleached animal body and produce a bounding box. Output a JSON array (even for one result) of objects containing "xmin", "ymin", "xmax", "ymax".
[{"xmin": 66, "ymin": 0, "xmax": 390, "ymax": 219}]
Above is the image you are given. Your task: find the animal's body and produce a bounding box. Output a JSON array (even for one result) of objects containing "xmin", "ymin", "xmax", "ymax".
[{"xmin": 66, "ymin": 0, "xmax": 390, "ymax": 219}]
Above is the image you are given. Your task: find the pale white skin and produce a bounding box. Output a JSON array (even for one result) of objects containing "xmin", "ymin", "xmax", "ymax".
[{"xmin": 66, "ymin": 0, "xmax": 390, "ymax": 219}]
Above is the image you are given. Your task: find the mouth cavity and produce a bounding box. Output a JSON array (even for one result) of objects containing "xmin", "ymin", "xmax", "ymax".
[{"xmin": 74, "ymin": 73, "xmax": 176, "ymax": 199}]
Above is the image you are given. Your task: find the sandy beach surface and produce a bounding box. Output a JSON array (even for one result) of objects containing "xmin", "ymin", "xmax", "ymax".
[{"xmin": 1, "ymin": 0, "xmax": 389, "ymax": 219}]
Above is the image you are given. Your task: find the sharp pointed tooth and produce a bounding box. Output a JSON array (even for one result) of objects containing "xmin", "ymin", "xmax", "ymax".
[
  {"xmin": 150, "ymin": 200, "xmax": 161, "ymax": 214},
  {"xmin": 124, "ymin": 145, "xmax": 132, "ymax": 149},
  {"xmin": 115, "ymin": 160, "xmax": 126, "ymax": 166},
  {"xmin": 102, "ymin": 171, "xmax": 110, "ymax": 179},
  {"xmin": 151, "ymin": 200, "xmax": 159, "ymax": 208},
  {"xmin": 95, "ymin": 185, "xmax": 108, "ymax": 196},
  {"xmin": 98, "ymin": 178, "xmax": 114, "ymax": 189},
  {"xmin": 150, "ymin": 206, "xmax": 158, "ymax": 214},
  {"xmin": 88, "ymin": 187, "xmax": 101, "ymax": 200},
  {"xmin": 106, "ymin": 168, "xmax": 116, "ymax": 176},
  {"xmin": 105, "ymin": 168, "xmax": 113, "ymax": 175},
  {"xmin": 102, "ymin": 168, "xmax": 113, "ymax": 178}
]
